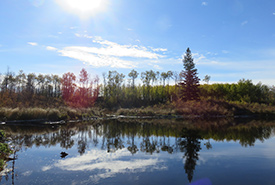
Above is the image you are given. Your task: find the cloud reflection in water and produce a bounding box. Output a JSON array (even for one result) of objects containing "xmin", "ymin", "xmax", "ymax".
[{"xmin": 42, "ymin": 148, "xmax": 167, "ymax": 183}]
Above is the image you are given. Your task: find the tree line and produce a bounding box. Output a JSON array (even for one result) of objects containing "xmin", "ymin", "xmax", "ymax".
[
  {"xmin": 0, "ymin": 68, "xmax": 99, "ymax": 108},
  {"xmin": 0, "ymin": 48, "xmax": 274, "ymax": 109}
]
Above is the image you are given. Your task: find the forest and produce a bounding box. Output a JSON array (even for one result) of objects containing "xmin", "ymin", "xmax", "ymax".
[
  {"xmin": 1, "ymin": 68, "xmax": 274, "ymax": 107},
  {"xmin": 0, "ymin": 48, "xmax": 275, "ymax": 120}
]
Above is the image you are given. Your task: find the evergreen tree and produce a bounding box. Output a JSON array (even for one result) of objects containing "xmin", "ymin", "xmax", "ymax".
[{"xmin": 180, "ymin": 48, "xmax": 200, "ymax": 101}]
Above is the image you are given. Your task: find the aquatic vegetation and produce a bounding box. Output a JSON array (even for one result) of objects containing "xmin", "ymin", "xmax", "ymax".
[{"xmin": 0, "ymin": 130, "xmax": 12, "ymax": 172}]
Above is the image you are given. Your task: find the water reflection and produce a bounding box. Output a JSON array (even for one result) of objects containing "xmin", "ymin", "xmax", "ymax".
[
  {"xmin": 177, "ymin": 128, "xmax": 201, "ymax": 182},
  {"xmin": 43, "ymin": 148, "xmax": 166, "ymax": 183},
  {"xmin": 0, "ymin": 119, "xmax": 275, "ymax": 184}
]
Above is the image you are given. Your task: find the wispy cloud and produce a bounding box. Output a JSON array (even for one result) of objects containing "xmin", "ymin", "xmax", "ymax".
[
  {"xmin": 190, "ymin": 52, "xmax": 228, "ymax": 66},
  {"xmin": 206, "ymin": 51, "xmax": 218, "ymax": 56},
  {"xmin": 148, "ymin": 63, "xmax": 163, "ymax": 70},
  {"xmin": 222, "ymin": 50, "xmax": 229, "ymax": 54},
  {"xmin": 192, "ymin": 53, "xmax": 206, "ymax": 63},
  {"xmin": 59, "ymin": 47, "xmax": 137, "ymax": 68},
  {"xmin": 53, "ymin": 35, "xmax": 167, "ymax": 68},
  {"xmin": 150, "ymin": 47, "xmax": 167, "ymax": 52},
  {"xmin": 42, "ymin": 148, "xmax": 166, "ymax": 183},
  {"xmin": 90, "ymin": 36, "xmax": 164, "ymax": 59},
  {"xmin": 28, "ymin": 42, "xmax": 38, "ymax": 46},
  {"xmin": 241, "ymin": 20, "xmax": 248, "ymax": 26},
  {"xmin": 201, "ymin": 2, "xmax": 208, "ymax": 6},
  {"xmin": 22, "ymin": 170, "xmax": 33, "ymax": 176},
  {"xmin": 46, "ymin": 46, "xmax": 58, "ymax": 51}
]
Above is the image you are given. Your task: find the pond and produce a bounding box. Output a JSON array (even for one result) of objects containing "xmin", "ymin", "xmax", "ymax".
[{"xmin": 0, "ymin": 119, "xmax": 275, "ymax": 185}]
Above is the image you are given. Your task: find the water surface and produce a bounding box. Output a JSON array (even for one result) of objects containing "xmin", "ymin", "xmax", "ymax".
[{"xmin": 1, "ymin": 119, "xmax": 275, "ymax": 185}]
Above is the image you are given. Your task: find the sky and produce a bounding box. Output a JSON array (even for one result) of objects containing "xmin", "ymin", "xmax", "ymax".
[{"xmin": 0, "ymin": 0, "xmax": 275, "ymax": 85}]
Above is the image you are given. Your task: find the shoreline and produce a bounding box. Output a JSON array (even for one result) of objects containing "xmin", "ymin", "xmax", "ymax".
[
  {"xmin": 1, "ymin": 100, "xmax": 275, "ymax": 125},
  {"xmin": 0, "ymin": 113, "xmax": 272, "ymax": 126}
]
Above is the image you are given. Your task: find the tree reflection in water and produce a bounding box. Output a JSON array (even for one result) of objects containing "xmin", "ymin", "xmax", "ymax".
[
  {"xmin": 177, "ymin": 128, "xmax": 202, "ymax": 182},
  {"xmin": 128, "ymin": 133, "xmax": 138, "ymax": 155},
  {"xmin": 0, "ymin": 119, "xmax": 275, "ymax": 183}
]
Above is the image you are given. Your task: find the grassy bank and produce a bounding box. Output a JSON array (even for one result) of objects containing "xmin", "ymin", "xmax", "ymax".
[
  {"xmin": 0, "ymin": 130, "xmax": 12, "ymax": 172},
  {"xmin": 114, "ymin": 100, "xmax": 275, "ymax": 118},
  {"xmin": 0, "ymin": 100, "xmax": 275, "ymax": 122},
  {"xmin": 0, "ymin": 107, "xmax": 104, "ymax": 122}
]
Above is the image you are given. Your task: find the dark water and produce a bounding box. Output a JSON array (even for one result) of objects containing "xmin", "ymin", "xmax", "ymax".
[{"xmin": 0, "ymin": 119, "xmax": 275, "ymax": 185}]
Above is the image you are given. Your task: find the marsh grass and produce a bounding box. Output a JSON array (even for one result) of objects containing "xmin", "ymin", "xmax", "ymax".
[
  {"xmin": 0, "ymin": 107, "xmax": 104, "ymax": 121},
  {"xmin": 115, "ymin": 100, "xmax": 275, "ymax": 118},
  {"xmin": 0, "ymin": 100, "xmax": 275, "ymax": 121},
  {"xmin": 116, "ymin": 103, "xmax": 176, "ymax": 117}
]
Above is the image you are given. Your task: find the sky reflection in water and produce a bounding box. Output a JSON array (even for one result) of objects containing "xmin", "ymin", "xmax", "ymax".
[{"xmin": 0, "ymin": 120, "xmax": 275, "ymax": 185}]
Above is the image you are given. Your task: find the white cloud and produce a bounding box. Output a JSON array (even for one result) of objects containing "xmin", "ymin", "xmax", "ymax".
[
  {"xmin": 184, "ymin": 52, "xmax": 228, "ymax": 66},
  {"xmin": 241, "ymin": 20, "xmax": 248, "ymax": 26},
  {"xmin": 148, "ymin": 63, "xmax": 163, "ymax": 70},
  {"xmin": 46, "ymin": 46, "xmax": 58, "ymax": 51},
  {"xmin": 206, "ymin": 51, "xmax": 218, "ymax": 56},
  {"xmin": 273, "ymin": 13, "xmax": 275, "ymax": 15},
  {"xmin": 22, "ymin": 170, "xmax": 33, "ymax": 176},
  {"xmin": 75, "ymin": 33, "xmax": 81, "ymax": 37},
  {"xmin": 28, "ymin": 42, "xmax": 38, "ymax": 46},
  {"xmin": 222, "ymin": 50, "xmax": 229, "ymax": 54},
  {"xmin": 42, "ymin": 148, "xmax": 166, "ymax": 183},
  {"xmin": 58, "ymin": 47, "xmax": 136, "ymax": 68},
  {"xmin": 192, "ymin": 53, "xmax": 206, "ymax": 63},
  {"xmin": 90, "ymin": 36, "xmax": 165, "ymax": 59},
  {"xmin": 201, "ymin": 2, "xmax": 208, "ymax": 6},
  {"xmin": 153, "ymin": 65, "xmax": 162, "ymax": 70},
  {"xmin": 53, "ymin": 35, "xmax": 167, "ymax": 68},
  {"xmin": 150, "ymin": 47, "xmax": 168, "ymax": 52}
]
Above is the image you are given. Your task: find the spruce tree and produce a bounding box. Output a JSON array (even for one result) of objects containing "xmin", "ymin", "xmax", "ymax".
[{"xmin": 180, "ymin": 48, "xmax": 200, "ymax": 101}]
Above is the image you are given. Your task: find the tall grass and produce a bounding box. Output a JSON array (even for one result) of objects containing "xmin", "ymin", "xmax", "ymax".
[
  {"xmin": 0, "ymin": 106, "xmax": 104, "ymax": 121},
  {"xmin": 0, "ymin": 107, "xmax": 56, "ymax": 121},
  {"xmin": 0, "ymin": 100, "xmax": 275, "ymax": 121}
]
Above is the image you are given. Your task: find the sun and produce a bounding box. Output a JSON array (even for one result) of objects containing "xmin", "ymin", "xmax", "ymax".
[{"xmin": 56, "ymin": 0, "xmax": 107, "ymax": 19}]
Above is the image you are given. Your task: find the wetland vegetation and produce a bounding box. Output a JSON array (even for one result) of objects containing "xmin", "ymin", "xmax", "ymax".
[{"xmin": 0, "ymin": 130, "xmax": 12, "ymax": 173}]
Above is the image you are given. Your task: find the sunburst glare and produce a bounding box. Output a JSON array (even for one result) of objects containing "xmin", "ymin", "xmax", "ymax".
[{"xmin": 55, "ymin": 0, "xmax": 107, "ymax": 19}]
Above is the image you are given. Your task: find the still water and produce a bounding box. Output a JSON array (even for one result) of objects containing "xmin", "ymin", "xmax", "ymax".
[{"xmin": 0, "ymin": 119, "xmax": 275, "ymax": 185}]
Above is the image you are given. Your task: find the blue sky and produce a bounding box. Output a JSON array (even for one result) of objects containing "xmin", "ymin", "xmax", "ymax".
[{"xmin": 0, "ymin": 0, "xmax": 275, "ymax": 85}]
